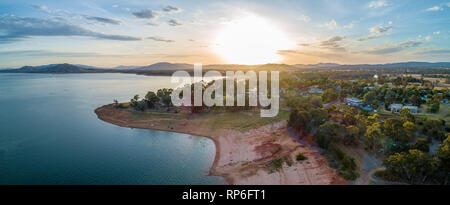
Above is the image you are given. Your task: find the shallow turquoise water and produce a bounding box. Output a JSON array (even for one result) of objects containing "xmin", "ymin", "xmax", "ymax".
[{"xmin": 0, "ymin": 73, "xmax": 225, "ymax": 184}]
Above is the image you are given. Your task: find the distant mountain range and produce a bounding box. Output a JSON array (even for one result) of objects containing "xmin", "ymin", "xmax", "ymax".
[
  {"xmin": 0, "ymin": 63, "xmax": 98, "ymax": 73},
  {"xmin": 0, "ymin": 61, "xmax": 449, "ymax": 74}
]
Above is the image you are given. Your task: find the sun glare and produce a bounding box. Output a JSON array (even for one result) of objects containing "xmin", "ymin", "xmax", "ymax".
[{"xmin": 214, "ymin": 14, "xmax": 294, "ymax": 65}]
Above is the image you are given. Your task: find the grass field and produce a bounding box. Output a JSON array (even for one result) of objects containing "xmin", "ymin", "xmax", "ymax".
[{"xmin": 130, "ymin": 108, "xmax": 289, "ymax": 132}]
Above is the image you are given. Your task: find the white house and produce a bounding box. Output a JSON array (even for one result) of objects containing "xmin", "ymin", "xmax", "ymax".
[
  {"xmin": 389, "ymin": 104, "xmax": 403, "ymax": 113},
  {"xmin": 346, "ymin": 97, "xmax": 363, "ymax": 107}
]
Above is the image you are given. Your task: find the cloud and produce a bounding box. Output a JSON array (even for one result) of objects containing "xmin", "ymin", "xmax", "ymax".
[
  {"xmin": 132, "ymin": 9, "xmax": 160, "ymax": 19},
  {"xmin": 365, "ymin": 40, "xmax": 422, "ymax": 55},
  {"xmin": 32, "ymin": 5, "xmax": 51, "ymax": 13},
  {"xmin": 370, "ymin": 25, "xmax": 392, "ymax": 34},
  {"xmin": 85, "ymin": 16, "xmax": 122, "ymax": 25},
  {"xmin": 163, "ymin": 5, "xmax": 182, "ymax": 13},
  {"xmin": 112, "ymin": 5, "xmax": 119, "ymax": 8},
  {"xmin": 147, "ymin": 36, "xmax": 174, "ymax": 43},
  {"xmin": 145, "ymin": 22, "xmax": 159, "ymax": 26},
  {"xmin": 425, "ymin": 36, "xmax": 432, "ymax": 41},
  {"xmin": 433, "ymin": 31, "xmax": 440, "ymax": 35},
  {"xmin": 297, "ymin": 15, "xmax": 310, "ymax": 22},
  {"xmin": 301, "ymin": 36, "xmax": 346, "ymax": 51},
  {"xmin": 319, "ymin": 36, "xmax": 346, "ymax": 51},
  {"xmin": 321, "ymin": 19, "xmax": 337, "ymax": 29},
  {"xmin": 358, "ymin": 24, "xmax": 392, "ymax": 41},
  {"xmin": 167, "ymin": 19, "xmax": 182, "ymax": 26},
  {"xmin": 368, "ymin": 1, "xmax": 388, "ymax": 8},
  {"xmin": 0, "ymin": 15, "xmax": 141, "ymax": 43},
  {"xmin": 426, "ymin": 6, "xmax": 443, "ymax": 11}
]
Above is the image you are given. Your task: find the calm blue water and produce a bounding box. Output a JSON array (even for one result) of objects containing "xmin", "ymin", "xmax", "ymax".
[{"xmin": 0, "ymin": 73, "xmax": 225, "ymax": 185}]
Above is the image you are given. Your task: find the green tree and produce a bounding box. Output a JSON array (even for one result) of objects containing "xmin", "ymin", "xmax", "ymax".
[
  {"xmin": 363, "ymin": 90, "xmax": 377, "ymax": 106},
  {"xmin": 310, "ymin": 108, "xmax": 328, "ymax": 126},
  {"xmin": 365, "ymin": 123, "xmax": 384, "ymax": 151},
  {"xmin": 310, "ymin": 96, "xmax": 323, "ymax": 108},
  {"xmin": 383, "ymin": 149, "xmax": 438, "ymax": 184},
  {"xmin": 145, "ymin": 91, "xmax": 160, "ymax": 108},
  {"xmin": 430, "ymin": 103, "xmax": 440, "ymax": 113},
  {"xmin": 436, "ymin": 135, "xmax": 450, "ymax": 183},
  {"xmin": 315, "ymin": 121, "xmax": 343, "ymax": 149},
  {"xmin": 130, "ymin": 94, "xmax": 140, "ymax": 107},
  {"xmin": 366, "ymin": 114, "xmax": 379, "ymax": 126},
  {"xmin": 399, "ymin": 108, "xmax": 415, "ymax": 123},
  {"xmin": 288, "ymin": 110, "xmax": 312, "ymax": 134},
  {"xmin": 383, "ymin": 118, "xmax": 408, "ymax": 143},
  {"xmin": 422, "ymin": 118, "xmax": 446, "ymax": 140},
  {"xmin": 322, "ymin": 88, "xmax": 338, "ymax": 103},
  {"xmin": 384, "ymin": 90, "xmax": 395, "ymax": 109},
  {"xmin": 345, "ymin": 125, "xmax": 360, "ymax": 145},
  {"xmin": 402, "ymin": 121, "xmax": 416, "ymax": 139}
]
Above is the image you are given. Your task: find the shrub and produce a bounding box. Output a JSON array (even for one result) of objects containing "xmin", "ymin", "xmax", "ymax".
[
  {"xmin": 296, "ymin": 152, "xmax": 307, "ymax": 161},
  {"xmin": 118, "ymin": 103, "xmax": 130, "ymax": 109}
]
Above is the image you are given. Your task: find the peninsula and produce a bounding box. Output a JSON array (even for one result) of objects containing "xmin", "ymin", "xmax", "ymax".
[{"xmin": 95, "ymin": 104, "xmax": 345, "ymax": 185}]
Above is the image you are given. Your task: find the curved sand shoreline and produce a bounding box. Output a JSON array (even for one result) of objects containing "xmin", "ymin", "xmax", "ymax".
[{"xmin": 95, "ymin": 104, "xmax": 345, "ymax": 185}]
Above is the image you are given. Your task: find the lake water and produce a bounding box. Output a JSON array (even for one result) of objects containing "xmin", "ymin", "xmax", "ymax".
[{"xmin": 0, "ymin": 73, "xmax": 225, "ymax": 184}]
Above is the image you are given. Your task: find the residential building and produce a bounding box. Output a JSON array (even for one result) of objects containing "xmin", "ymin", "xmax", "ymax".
[
  {"xmin": 389, "ymin": 104, "xmax": 403, "ymax": 113},
  {"xmin": 346, "ymin": 97, "xmax": 363, "ymax": 107}
]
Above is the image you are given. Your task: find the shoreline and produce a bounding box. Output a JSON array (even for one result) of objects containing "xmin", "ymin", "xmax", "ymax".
[
  {"xmin": 94, "ymin": 104, "xmax": 234, "ymax": 184},
  {"xmin": 95, "ymin": 104, "xmax": 345, "ymax": 185}
]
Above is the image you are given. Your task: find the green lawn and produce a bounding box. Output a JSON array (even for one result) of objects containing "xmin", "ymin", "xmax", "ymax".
[
  {"xmin": 130, "ymin": 108, "xmax": 289, "ymax": 132},
  {"xmin": 204, "ymin": 110, "xmax": 289, "ymax": 131}
]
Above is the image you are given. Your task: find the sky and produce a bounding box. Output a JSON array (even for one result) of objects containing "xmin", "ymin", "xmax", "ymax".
[{"xmin": 0, "ymin": 0, "xmax": 449, "ymax": 68}]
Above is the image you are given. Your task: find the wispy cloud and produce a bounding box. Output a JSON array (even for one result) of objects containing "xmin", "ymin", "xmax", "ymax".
[
  {"xmin": 147, "ymin": 36, "xmax": 174, "ymax": 43},
  {"xmin": 167, "ymin": 19, "xmax": 182, "ymax": 26},
  {"xmin": 368, "ymin": 0, "xmax": 388, "ymax": 8},
  {"xmin": 321, "ymin": 19, "xmax": 337, "ymax": 29},
  {"xmin": 85, "ymin": 16, "xmax": 122, "ymax": 25},
  {"xmin": 132, "ymin": 9, "xmax": 160, "ymax": 19},
  {"xmin": 426, "ymin": 6, "xmax": 443, "ymax": 11},
  {"xmin": 365, "ymin": 40, "xmax": 422, "ymax": 55},
  {"xmin": 145, "ymin": 22, "xmax": 159, "ymax": 26},
  {"xmin": 319, "ymin": 36, "xmax": 346, "ymax": 51},
  {"xmin": 162, "ymin": 5, "xmax": 182, "ymax": 13},
  {"xmin": 301, "ymin": 36, "xmax": 347, "ymax": 51},
  {"xmin": 32, "ymin": 5, "xmax": 51, "ymax": 13},
  {"xmin": 358, "ymin": 24, "xmax": 392, "ymax": 41},
  {"xmin": 0, "ymin": 15, "xmax": 140, "ymax": 43}
]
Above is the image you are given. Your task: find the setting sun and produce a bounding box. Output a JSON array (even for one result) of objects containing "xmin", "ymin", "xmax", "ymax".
[{"xmin": 214, "ymin": 14, "xmax": 294, "ymax": 65}]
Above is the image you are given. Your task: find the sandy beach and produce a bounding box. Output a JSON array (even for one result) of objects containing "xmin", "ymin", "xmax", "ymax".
[{"xmin": 95, "ymin": 104, "xmax": 345, "ymax": 185}]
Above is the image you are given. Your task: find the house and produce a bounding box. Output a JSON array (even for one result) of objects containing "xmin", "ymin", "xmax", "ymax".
[
  {"xmin": 346, "ymin": 97, "xmax": 363, "ymax": 107},
  {"xmin": 389, "ymin": 104, "xmax": 403, "ymax": 113},
  {"xmin": 403, "ymin": 105, "xmax": 419, "ymax": 114},
  {"xmin": 308, "ymin": 88, "xmax": 323, "ymax": 94}
]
